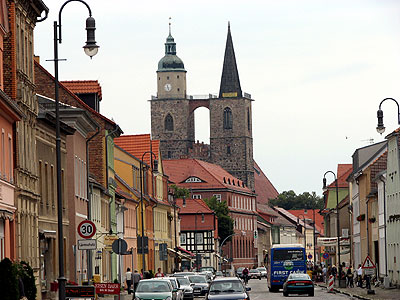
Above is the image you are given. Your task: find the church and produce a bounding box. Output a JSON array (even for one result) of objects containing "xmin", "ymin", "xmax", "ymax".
[{"xmin": 151, "ymin": 23, "xmax": 279, "ymax": 270}]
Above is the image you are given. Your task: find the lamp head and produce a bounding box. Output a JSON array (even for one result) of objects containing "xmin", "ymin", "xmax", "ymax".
[
  {"xmin": 201, "ymin": 213, "xmax": 205, "ymax": 223},
  {"xmin": 376, "ymin": 109, "xmax": 385, "ymax": 134},
  {"xmin": 153, "ymin": 159, "xmax": 158, "ymax": 171},
  {"xmin": 322, "ymin": 177, "xmax": 327, "ymax": 192},
  {"xmin": 83, "ymin": 16, "xmax": 99, "ymax": 58}
]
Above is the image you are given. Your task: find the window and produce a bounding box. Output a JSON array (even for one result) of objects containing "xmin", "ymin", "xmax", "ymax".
[
  {"xmin": 180, "ymin": 233, "xmax": 186, "ymax": 244},
  {"xmin": 192, "ymin": 194, "xmax": 202, "ymax": 199},
  {"xmin": 165, "ymin": 114, "xmax": 174, "ymax": 131},
  {"xmin": 1, "ymin": 130, "xmax": 4, "ymax": 177},
  {"xmin": 227, "ymin": 145, "xmax": 231, "ymax": 155},
  {"xmin": 8, "ymin": 135, "xmax": 12, "ymax": 182},
  {"xmin": 168, "ymin": 151, "xmax": 172, "ymax": 159},
  {"xmin": 247, "ymin": 107, "xmax": 251, "ymax": 130},
  {"xmin": 223, "ymin": 107, "xmax": 232, "ymax": 129},
  {"xmin": 195, "ymin": 232, "xmax": 203, "ymax": 244},
  {"xmin": 213, "ymin": 194, "xmax": 222, "ymax": 202},
  {"xmin": 0, "ymin": 220, "xmax": 4, "ymax": 260}
]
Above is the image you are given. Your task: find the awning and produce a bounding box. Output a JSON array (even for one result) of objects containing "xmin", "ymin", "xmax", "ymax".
[
  {"xmin": 168, "ymin": 248, "xmax": 192, "ymax": 260},
  {"xmin": 39, "ymin": 230, "xmax": 57, "ymax": 239},
  {"xmin": 177, "ymin": 246, "xmax": 195, "ymax": 257},
  {"xmin": 215, "ymin": 253, "xmax": 222, "ymax": 259}
]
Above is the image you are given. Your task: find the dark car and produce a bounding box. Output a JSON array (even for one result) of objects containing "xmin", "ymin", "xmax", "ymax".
[
  {"xmin": 206, "ymin": 277, "xmax": 251, "ymax": 300},
  {"xmin": 283, "ymin": 273, "xmax": 314, "ymax": 297},
  {"xmin": 188, "ymin": 275, "xmax": 209, "ymax": 296}
]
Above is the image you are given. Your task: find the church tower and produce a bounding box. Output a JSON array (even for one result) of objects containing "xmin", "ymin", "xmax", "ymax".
[
  {"xmin": 209, "ymin": 23, "xmax": 255, "ymax": 190},
  {"xmin": 151, "ymin": 24, "xmax": 194, "ymax": 159}
]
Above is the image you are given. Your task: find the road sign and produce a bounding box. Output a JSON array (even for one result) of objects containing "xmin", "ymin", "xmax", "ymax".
[
  {"xmin": 77, "ymin": 220, "xmax": 96, "ymax": 239},
  {"xmin": 65, "ymin": 286, "xmax": 95, "ymax": 298},
  {"xmin": 95, "ymin": 283, "xmax": 120, "ymax": 295},
  {"xmin": 362, "ymin": 255, "xmax": 376, "ymax": 269},
  {"xmin": 323, "ymin": 252, "xmax": 329, "ymax": 260},
  {"xmin": 308, "ymin": 254, "xmax": 313, "ymax": 259},
  {"xmin": 112, "ymin": 238, "xmax": 128, "ymax": 254},
  {"xmin": 77, "ymin": 239, "xmax": 97, "ymax": 250},
  {"xmin": 137, "ymin": 236, "xmax": 149, "ymax": 254},
  {"xmin": 104, "ymin": 235, "xmax": 118, "ymax": 250},
  {"xmin": 159, "ymin": 243, "xmax": 168, "ymax": 261}
]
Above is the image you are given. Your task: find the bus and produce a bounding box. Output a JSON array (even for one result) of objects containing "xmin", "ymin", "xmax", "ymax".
[{"xmin": 267, "ymin": 244, "xmax": 306, "ymax": 292}]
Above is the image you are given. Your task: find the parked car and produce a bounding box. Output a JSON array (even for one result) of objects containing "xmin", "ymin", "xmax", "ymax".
[
  {"xmin": 206, "ymin": 277, "xmax": 251, "ymax": 300},
  {"xmin": 187, "ymin": 275, "xmax": 209, "ymax": 296},
  {"xmin": 282, "ymin": 273, "xmax": 314, "ymax": 297},
  {"xmin": 200, "ymin": 266, "xmax": 216, "ymax": 275},
  {"xmin": 236, "ymin": 267, "xmax": 245, "ymax": 278},
  {"xmin": 173, "ymin": 272, "xmax": 196, "ymax": 277},
  {"xmin": 175, "ymin": 276, "xmax": 194, "ymax": 300},
  {"xmin": 215, "ymin": 271, "xmax": 224, "ymax": 277},
  {"xmin": 199, "ymin": 271, "xmax": 213, "ymax": 283},
  {"xmin": 160, "ymin": 277, "xmax": 184, "ymax": 300},
  {"xmin": 134, "ymin": 279, "xmax": 177, "ymax": 300},
  {"xmin": 249, "ymin": 269, "xmax": 261, "ymax": 280},
  {"xmin": 257, "ymin": 267, "xmax": 267, "ymax": 278}
]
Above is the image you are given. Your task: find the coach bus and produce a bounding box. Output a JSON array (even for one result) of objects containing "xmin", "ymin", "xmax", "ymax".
[{"xmin": 267, "ymin": 244, "xmax": 306, "ymax": 292}]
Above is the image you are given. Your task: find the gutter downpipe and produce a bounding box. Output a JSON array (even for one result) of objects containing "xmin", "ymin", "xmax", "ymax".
[{"xmin": 86, "ymin": 125, "xmax": 100, "ymax": 283}]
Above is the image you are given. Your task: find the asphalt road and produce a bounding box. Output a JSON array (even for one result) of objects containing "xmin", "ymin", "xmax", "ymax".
[{"xmin": 195, "ymin": 278, "xmax": 352, "ymax": 300}]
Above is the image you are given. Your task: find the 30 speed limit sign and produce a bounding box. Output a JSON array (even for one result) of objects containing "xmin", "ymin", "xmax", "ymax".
[{"xmin": 77, "ymin": 220, "xmax": 96, "ymax": 239}]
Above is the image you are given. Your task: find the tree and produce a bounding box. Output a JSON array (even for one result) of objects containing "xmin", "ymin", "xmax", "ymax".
[
  {"xmin": 0, "ymin": 258, "xmax": 19, "ymax": 300},
  {"xmin": 170, "ymin": 184, "xmax": 190, "ymax": 199},
  {"xmin": 204, "ymin": 196, "xmax": 234, "ymax": 242},
  {"xmin": 269, "ymin": 190, "xmax": 324, "ymax": 210}
]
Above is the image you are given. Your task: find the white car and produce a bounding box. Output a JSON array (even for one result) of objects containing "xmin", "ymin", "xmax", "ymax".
[{"xmin": 257, "ymin": 266, "xmax": 268, "ymax": 278}]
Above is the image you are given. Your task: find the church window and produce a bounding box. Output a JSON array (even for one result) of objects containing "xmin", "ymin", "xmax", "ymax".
[
  {"xmin": 159, "ymin": 77, "xmax": 160, "ymax": 80},
  {"xmin": 247, "ymin": 108, "xmax": 251, "ymax": 130},
  {"xmin": 167, "ymin": 76, "xmax": 170, "ymax": 80},
  {"xmin": 165, "ymin": 114, "xmax": 174, "ymax": 131},
  {"xmin": 168, "ymin": 151, "xmax": 172, "ymax": 159},
  {"xmin": 177, "ymin": 88, "xmax": 180, "ymax": 92},
  {"xmin": 223, "ymin": 177, "xmax": 226, "ymax": 183},
  {"xmin": 177, "ymin": 75, "xmax": 180, "ymax": 79},
  {"xmin": 228, "ymin": 178, "xmax": 231, "ymax": 185},
  {"xmin": 223, "ymin": 107, "xmax": 233, "ymax": 129},
  {"xmin": 227, "ymin": 145, "xmax": 231, "ymax": 155}
]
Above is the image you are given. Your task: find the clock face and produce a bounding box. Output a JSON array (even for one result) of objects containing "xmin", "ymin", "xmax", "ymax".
[{"xmin": 164, "ymin": 83, "xmax": 172, "ymax": 92}]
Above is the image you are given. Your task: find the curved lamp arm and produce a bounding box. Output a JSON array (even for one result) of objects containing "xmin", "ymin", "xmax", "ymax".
[{"xmin": 376, "ymin": 97, "xmax": 400, "ymax": 134}]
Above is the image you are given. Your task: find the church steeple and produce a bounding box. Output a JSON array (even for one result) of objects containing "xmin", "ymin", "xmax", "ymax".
[{"xmin": 219, "ymin": 22, "xmax": 242, "ymax": 98}]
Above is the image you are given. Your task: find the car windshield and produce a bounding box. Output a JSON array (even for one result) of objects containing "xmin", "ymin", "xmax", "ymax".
[
  {"xmin": 257, "ymin": 267, "xmax": 266, "ymax": 271},
  {"xmin": 188, "ymin": 276, "xmax": 207, "ymax": 283},
  {"xmin": 288, "ymin": 274, "xmax": 310, "ymax": 280},
  {"xmin": 209, "ymin": 281, "xmax": 245, "ymax": 293},
  {"xmin": 237, "ymin": 267, "xmax": 244, "ymax": 272},
  {"xmin": 136, "ymin": 281, "xmax": 171, "ymax": 292},
  {"xmin": 215, "ymin": 271, "xmax": 223, "ymax": 276},
  {"xmin": 177, "ymin": 277, "xmax": 190, "ymax": 285},
  {"xmin": 250, "ymin": 269, "xmax": 258, "ymax": 273}
]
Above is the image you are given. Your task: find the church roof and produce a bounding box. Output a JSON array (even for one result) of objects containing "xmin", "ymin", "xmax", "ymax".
[
  {"xmin": 157, "ymin": 26, "xmax": 186, "ymax": 72},
  {"xmin": 219, "ymin": 23, "xmax": 242, "ymax": 98},
  {"xmin": 254, "ymin": 161, "xmax": 279, "ymax": 205}
]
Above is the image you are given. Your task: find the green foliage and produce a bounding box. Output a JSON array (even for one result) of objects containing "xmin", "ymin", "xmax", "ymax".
[
  {"xmin": 204, "ymin": 196, "xmax": 234, "ymax": 242},
  {"xmin": 0, "ymin": 258, "xmax": 19, "ymax": 300},
  {"xmin": 170, "ymin": 185, "xmax": 190, "ymax": 199},
  {"xmin": 269, "ymin": 190, "xmax": 324, "ymax": 210},
  {"xmin": 18, "ymin": 261, "xmax": 37, "ymax": 300}
]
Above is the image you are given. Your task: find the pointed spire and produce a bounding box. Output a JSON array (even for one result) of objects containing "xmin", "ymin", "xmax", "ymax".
[
  {"xmin": 165, "ymin": 17, "xmax": 176, "ymax": 55},
  {"xmin": 169, "ymin": 17, "xmax": 172, "ymax": 36},
  {"xmin": 219, "ymin": 22, "xmax": 242, "ymax": 98}
]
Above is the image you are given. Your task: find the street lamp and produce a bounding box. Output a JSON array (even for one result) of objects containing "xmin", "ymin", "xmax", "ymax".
[
  {"xmin": 219, "ymin": 231, "xmax": 246, "ymax": 272},
  {"xmin": 194, "ymin": 210, "xmax": 205, "ymax": 271},
  {"xmin": 53, "ymin": 1, "xmax": 99, "ymax": 300},
  {"xmin": 297, "ymin": 214, "xmax": 307, "ymax": 250},
  {"xmin": 139, "ymin": 151, "xmax": 158, "ymax": 272},
  {"xmin": 322, "ymin": 171, "xmax": 341, "ymax": 277},
  {"xmin": 376, "ymin": 98, "xmax": 400, "ymax": 134}
]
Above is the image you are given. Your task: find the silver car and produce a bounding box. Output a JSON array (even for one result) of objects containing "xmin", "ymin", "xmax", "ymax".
[
  {"xmin": 176, "ymin": 276, "xmax": 194, "ymax": 300},
  {"xmin": 257, "ymin": 267, "xmax": 268, "ymax": 278}
]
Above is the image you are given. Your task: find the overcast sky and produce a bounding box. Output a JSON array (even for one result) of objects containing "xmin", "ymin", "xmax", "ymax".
[{"xmin": 34, "ymin": 0, "xmax": 400, "ymax": 196}]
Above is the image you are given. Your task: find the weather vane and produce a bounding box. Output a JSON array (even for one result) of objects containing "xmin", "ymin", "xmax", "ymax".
[{"xmin": 169, "ymin": 17, "xmax": 172, "ymax": 35}]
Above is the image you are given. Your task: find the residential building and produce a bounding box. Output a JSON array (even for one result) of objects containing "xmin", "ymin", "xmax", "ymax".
[
  {"xmin": 35, "ymin": 63, "xmax": 122, "ymax": 282},
  {"xmin": 3, "ymin": 1, "xmax": 48, "ymax": 294},
  {"xmin": 163, "ymin": 158, "xmax": 257, "ymax": 270}
]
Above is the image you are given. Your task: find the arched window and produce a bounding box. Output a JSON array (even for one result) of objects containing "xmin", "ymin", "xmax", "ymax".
[
  {"xmin": 165, "ymin": 114, "xmax": 174, "ymax": 131},
  {"xmin": 223, "ymin": 107, "xmax": 232, "ymax": 129}
]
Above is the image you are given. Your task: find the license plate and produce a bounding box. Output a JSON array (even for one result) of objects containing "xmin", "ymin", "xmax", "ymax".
[{"xmin": 296, "ymin": 283, "xmax": 305, "ymax": 285}]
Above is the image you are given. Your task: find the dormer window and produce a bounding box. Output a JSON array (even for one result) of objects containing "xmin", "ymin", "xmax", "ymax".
[
  {"xmin": 228, "ymin": 178, "xmax": 231, "ymax": 185},
  {"xmin": 183, "ymin": 176, "xmax": 204, "ymax": 183}
]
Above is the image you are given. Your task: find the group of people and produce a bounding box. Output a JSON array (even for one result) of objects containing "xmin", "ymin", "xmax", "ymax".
[
  {"xmin": 125, "ymin": 267, "xmax": 165, "ymax": 294},
  {"xmin": 320, "ymin": 262, "xmax": 366, "ymax": 288}
]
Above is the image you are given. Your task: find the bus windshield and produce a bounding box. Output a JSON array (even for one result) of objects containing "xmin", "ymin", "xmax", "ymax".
[{"xmin": 273, "ymin": 249, "xmax": 304, "ymax": 261}]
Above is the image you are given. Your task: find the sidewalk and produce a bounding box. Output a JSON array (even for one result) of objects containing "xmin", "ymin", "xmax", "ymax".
[
  {"xmin": 98, "ymin": 291, "xmax": 132, "ymax": 300},
  {"xmin": 317, "ymin": 281, "xmax": 400, "ymax": 300}
]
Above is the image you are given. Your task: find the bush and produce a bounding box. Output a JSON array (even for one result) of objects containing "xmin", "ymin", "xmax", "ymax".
[{"xmin": 0, "ymin": 258, "xmax": 20, "ymax": 300}]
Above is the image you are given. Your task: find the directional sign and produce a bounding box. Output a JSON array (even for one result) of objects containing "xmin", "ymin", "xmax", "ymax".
[
  {"xmin": 362, "ymin": 255, "xmax": 376, "ymax": 269},
  {"xmin": 78, "ymin": 239, "xmax": 97, "ymax": 250},
  {"xmin": 77, "ymin": 220, "xmax": 96, "ymax": 239}
]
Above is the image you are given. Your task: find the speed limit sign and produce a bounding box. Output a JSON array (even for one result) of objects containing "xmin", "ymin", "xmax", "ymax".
[{"xmin": 78, "ymin": 220, "xmax": 96, "ymax": 239}]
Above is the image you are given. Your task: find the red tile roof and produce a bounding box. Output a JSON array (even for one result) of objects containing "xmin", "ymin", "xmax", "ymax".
[
  {"xmin": 287, "ymin": 209, "xmax": 324, "ymax": 234},
  {"xmin": 175, "ymin": 197, "xmax": 213, "ymax": 214},
  {"xmin": 163, "ymin": 159, "xmax": 252, "ymax": 193},
  {"xmin": 61, "ymin": 80, "xmax": 102, "ymax": 100},
  {"xmin": 254, "ymin": 161, "xmax": 279, "ymax": 205},
  {"xmin": 114, "ymin": 134, "xmax": 159, "ymax": 165},
  {"xmin": 327, "ymin": 164, "xmax": 353, "ymax": 188}
]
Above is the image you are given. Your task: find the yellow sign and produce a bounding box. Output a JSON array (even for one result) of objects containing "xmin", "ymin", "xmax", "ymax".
[
  {"xmin": 222, "ymin": 92, "xmax": 237, "ymax": 98},
  {"xmin": 104, "ymin": 235, "xmax": 118, "ymax": 250}
]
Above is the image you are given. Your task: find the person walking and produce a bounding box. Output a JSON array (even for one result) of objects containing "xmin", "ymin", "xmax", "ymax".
[
  {"xmin": 155, "ymin": 267, "xmax": 165, "ymax": 277},
  {"xmin": 132, "ymin": 269, "xmax": 141, "ymax": 293},
  {"xmin": 331, "ymin": 265, "xmax": 337, "ymax": 285},
  {"xmin": 322, "ymin": 265, "xmax": 327, "ymax": 283},
  {"xmin": 125, "ymin": 268, "xmax": 132, "ymax": 294},
  {"xmin": 357, "ymin": 264, "xmax": 363, "ymax": 288},
  {"xmin": 346, "ymin": 266, "xmax": 354, "ymax": 287}
]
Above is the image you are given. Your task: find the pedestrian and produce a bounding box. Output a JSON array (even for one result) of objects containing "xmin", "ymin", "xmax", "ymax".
[
  {"xmin": 332, "ymin": 265, "xmax": 337, "ymax": 284},
  {"xmin": 132, "ymin": 269, "xmax": 141, "ymax": 293},
  {"xmin": 140, "ymin": 269, "xmax": 144, "ymax": 279},
  {"xmin": 347, "ymin": 266, "xmax": 354, "ymax": 287},
  {"xmin": 125, "ymin": 267, "xmax": 132, "ymax": 294},
  {"xmin": 155, "ymin": 267, "xmax": 164, "ymax": 277},
  {"xmin": 357, "ymin": 264, "xmax": 363, "ymax": 288},
  {"xmin": 322, "ymin": 265, "xmax": 327, "ymax": 283}
]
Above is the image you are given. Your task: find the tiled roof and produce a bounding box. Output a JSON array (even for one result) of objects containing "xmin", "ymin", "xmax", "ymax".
[
  {"xmin": 254, "ymin": 161, "xmax": 279, "ymax": 205},
  {"xmin": 61, "ymin": 80, "xmax": 102, "ymax": 100},
  {"xmin": 175, "ymin": 198, "xmax": 213, "ymax": 214},
  {"xmin": 163, "ymin": 158, "xmax": 252, "ymax": 193},
  {"xmin": 274, "ymin": 207, "xmax": 313, "ymax": 230},
  {"xmin": 114, "ymin": 134, "xmax": 159, "ymax": 165},
  {"xmin": 257, "ymin": 204, "xmax": 279, "ymax": 217},
  {"xmin": 287, "ymin": 209, "xmax": 324, "ymax": 234},
  {"xmin": 327, "ymin": 164, "xmax": 353, "ymax": 188}
]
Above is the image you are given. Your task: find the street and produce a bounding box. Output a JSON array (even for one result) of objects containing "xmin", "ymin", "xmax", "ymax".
[{"xmin": 193, "ymin": 278, "xmax": 351, "ymax": 300}]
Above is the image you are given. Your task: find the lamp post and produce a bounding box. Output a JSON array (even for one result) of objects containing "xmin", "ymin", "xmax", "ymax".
[
  {"xmin": 53, "ymin": 1, "xmax": 99, "ymax": 300},
  {"xmin": 139, "ymin": 151, "xmax": 157, "ymax": 272},
  {"xmin": 194, "ymin": 210, "xmax": 205, "ymax": 271},
  {"xmin": 313, "ymin": 208, "xmax": 316, "ymax": 265},
  {"xmin": 376, "ymin": 97, "xmax": 400, "ymax": 134},
  {"xmin": 323, "ymin": 171, "xmax": 341, "ymax": 278},
  {"xmin": 297, "ymin": 214, "xmax": 307, "ymax": 250}
]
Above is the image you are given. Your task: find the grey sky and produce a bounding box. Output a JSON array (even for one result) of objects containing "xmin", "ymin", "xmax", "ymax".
[{"xmin": 34, "ymin": 0, "xmax": 400, "ymax": 195}]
